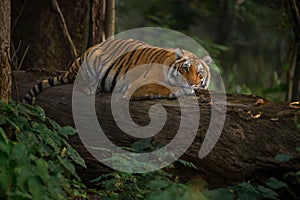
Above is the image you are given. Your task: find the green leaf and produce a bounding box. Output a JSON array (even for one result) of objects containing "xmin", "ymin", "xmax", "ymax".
[
  {"xmin": 47, "ymin": 160, "xmax": 64, "ymax": 174},
  {"xmin": 237, "ymin": 193, "xmax": 257, "ymax": 200},
  {"xmin": 0, "ymin": 127, "xmax": 8, "ymax": 142},
  {"xmin": 0, "ymin": 114, "xmax": 6, "ymax": 125},
  {"xmin": 42, "ymin": 133, "xmax": 61, "ymax": 153},
  {"xmin": 57, "ymin": 156, "xmax": 75, "ymax": 176},
  {"xmin": 204, "ymin": 188, "xmax": 234, "ymax": 200},
  {"xmin": 3, "ymin": 116, "xmax": 21, "ymax": 133},
  {"xmin": 177, "ymin": 159, "xmax": 197, "ymax": 169},
  {"xmin": 0, "ymin": 152, "xmax": 9, "ymax": 166},
  {"xmin": 147, "ymin": 182, "xmax": 187, "ymax": 200},
  {"xmin": 35, "ymin": 158, "xmax": 49, "ymax": 177},
  {"xmin": 57, "ymin": 126, "xmax": 77, "ymax": 137},
  {"xmin": 0, "ymin": 172, "xmax": 13, "ymax": 191},
  {"xmin": 15, "ymin": 165, "xmax": 32, "ymax": 190},
  {"xmin": 65, "ymin": 143, "xmax": 86, "ymax": 168},
  {"xmin": 13, "ymin": 115, "xmax": 30, "ymax": 129},
  {"xmin": 11, "ymin": 143, "xmax": 29, "ymax": 164},
  {"xmin": 32, "ymin": 123, "xmax": 61, "ymax": 153},
  {"xmin": 0, "ymin": 100, "xmax": 16, "ymax": 114},
  {"xmin": 265, "ymin": 177, "xmax": 288, "ymax": 190},
  {"xmin": 28, "ymin": 177, "xmax": 46, "ymax": 200},
  {"xmin": 47, "ymin": 117, "xmax": 61, "ymax": 130},
  {"xmin": 146, "ymin": 179, "xmax": 170, "ymax": 190},
  {"xmin": 31, "ymin": 122, "xmax": 51, "ymax": 134},
  {"xmin": 6, "ymin": 190, "xmax": 32, "ymax": 199},
  {"xmin": 0, "ymin": 128, "xmax": 9, "ymax": 154},
  {"xmin": 274, "ymin": 153, "xmax": 293, "ymax": 162},
  {"xmin": 257, "ymin": 185, "xmax": 279, "ymax": 200},
  {"xmin": 34, "ymin": 139, "xmax": 52, "ymax": 157},
  {"xmin": 17, "ymin": 103, "xmax": 46, "ymax": 121}
]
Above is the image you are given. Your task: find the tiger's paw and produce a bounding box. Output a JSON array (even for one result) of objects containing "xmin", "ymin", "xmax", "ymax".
[{"xmin": 168, "ymin": 93, "xmax": 177, "ymax": 99}]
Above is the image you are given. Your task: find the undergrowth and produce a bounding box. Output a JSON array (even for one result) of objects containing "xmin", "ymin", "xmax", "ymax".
[
  {"xmin": 91, "ymin": 139, "xmax": 281, "ymax": 200},
  {"xmin": 0, "ymin": 100, "xmax": 299, "ymax": 200},
  {"xmin": 0, "ymin": 100, "xmax": 87, "ymax": 199}
]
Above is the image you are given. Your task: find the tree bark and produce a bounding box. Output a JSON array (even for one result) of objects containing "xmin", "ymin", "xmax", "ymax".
[
  {"xmin": 14, "ymin": 71, "xmax": 300, "ymax": 189},
  {"xmin": 104, "ymin": 0, "xmax": 115, "ymax": 39},
  {"xmin": 88, "ymin": 0, "xmax": 115, "ymax": 47},
  {"xmin": 10, "ymin": 0, "xmax": 115, "ymax": 69},
  {"xmin": 292, "ymin": 48, "xmax": 300, "ymax": 101},
  {"xmin": 0, "ymin": 0, "xmax": 11, "ymax": 103},
  {"xmin": 88, "ymin": 0, "xmax": 105, "ymax": 46}
]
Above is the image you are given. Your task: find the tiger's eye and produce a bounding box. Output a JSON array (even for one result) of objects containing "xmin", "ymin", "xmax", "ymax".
[
  {"xmin": 197, "ymin": 64, "xmax": 204, "ymax": 75},
  {"xmin": 183, "ymin": 61, "xmax": 191, "ymax": 68}
]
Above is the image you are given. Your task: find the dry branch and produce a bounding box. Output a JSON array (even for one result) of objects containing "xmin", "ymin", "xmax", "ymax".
[{"xmin": 50, "ymin": 0, "xmax": 78, "ymax": 59}]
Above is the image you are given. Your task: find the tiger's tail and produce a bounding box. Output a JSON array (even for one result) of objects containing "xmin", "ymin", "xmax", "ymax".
[{"xmin": 22, "ymin": 72, "xmax": 72, "ymax": 104}]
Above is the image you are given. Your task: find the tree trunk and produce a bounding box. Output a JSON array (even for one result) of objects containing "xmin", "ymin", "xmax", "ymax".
[
  {"xmin": 104, "ymin": 0, "xmax": 115, "ymax": 39},
  {"xmin": 292, "ymin": 48, "xmax": 300, "ymax": 101},
  {"xmin": 0, "ymin": 0, "xmax": 11, "ymax": 103},
  {"xmin": 88, "ymin": 0, "xmax": 105, "ymax": 46},
  {"xmin": 215, "ymin": 0, "xmax": 235, "ymax": 88},
  {"xmin": 13, "ymin": 71, "xmax": 300, "ymax": 189},
  {"xmin": 10, "ymin": 0, "xmax": 114, "ymax": 70},
  {"xmin": 88, "ymin": 0, "xmax": 115, "ymax": 47},
  {"xmin": 285, "ymin": 0, "xmax": 300, "ymax": 101}
]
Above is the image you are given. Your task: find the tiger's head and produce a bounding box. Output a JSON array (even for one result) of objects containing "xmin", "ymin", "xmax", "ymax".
[{"xmin": 174, "ymin": 48, "xmax": 212, "ymax": 90}]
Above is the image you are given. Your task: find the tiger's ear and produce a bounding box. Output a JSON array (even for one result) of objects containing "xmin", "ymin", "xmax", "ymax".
[
  {"xmin": 203, "ymin": 55, "xmax": 212, "ymax": 66},
  {"xmin": 175, "ymin": 48, "xmax": 184, "ymax": 60}
]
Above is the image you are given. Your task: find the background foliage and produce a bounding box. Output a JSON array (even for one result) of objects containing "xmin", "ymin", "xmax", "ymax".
[
  {"xmin": 115, "ymin": 0, "xmax": 290, "ymax": 100},
  {"xmin": 10, "ymin": 0, "xmax": 298, "ymax": 101}
]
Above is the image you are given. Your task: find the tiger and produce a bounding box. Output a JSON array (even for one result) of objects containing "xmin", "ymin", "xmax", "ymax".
[{"xmin": 22, "ymin": 39, "xmax": 212, "ymax": 104}]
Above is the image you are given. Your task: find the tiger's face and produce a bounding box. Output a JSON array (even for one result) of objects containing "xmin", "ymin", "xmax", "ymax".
[{"xmin": 175, "ymin": 49, "xmax": 212, "ymax": 90}]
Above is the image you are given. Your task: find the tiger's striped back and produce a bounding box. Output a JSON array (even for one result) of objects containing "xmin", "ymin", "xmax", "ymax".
[{"xmin": 23, "ymin": 39, "xmax": 212, "ymax": 103}]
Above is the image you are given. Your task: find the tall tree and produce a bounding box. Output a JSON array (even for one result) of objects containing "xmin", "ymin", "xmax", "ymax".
[
  {"xmin": 89, "ymin": 0, "xmax": 105, "ymax": 46},
  {"xmin": 104, "ymin": 0, "xmax": 115, "ymax": 39},
  {"xmin": 0, "ymin": 0, "xmax": 11, "ymax": 103},
  {"xmin": 10, "ymin": 0, "xmax": 115, "ymax": 70},
  {"xmin": 285, "ymin": 0, "xmax": 300, "ymax": 101},
  {"xmin": 215, "ymin": 0, "xmax": 235, "ymax": 84},
  {"xmin": 88, "ymin": 0, "xmax": 115, "ymax": 47}
]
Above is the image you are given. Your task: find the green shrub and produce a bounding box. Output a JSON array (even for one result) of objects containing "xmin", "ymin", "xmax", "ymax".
[
  {"xmin": 91, "ymin": 138, "xmax": 282, "ymax": 200},
  {"xmin": 0, "ymin": 100, "xmax": 86, "ymax": 199}
]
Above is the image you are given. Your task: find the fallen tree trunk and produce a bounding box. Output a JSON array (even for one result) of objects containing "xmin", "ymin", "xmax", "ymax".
[{"xmin": 13, "ymin": 71, "xmax": 300, "ymax": 188}]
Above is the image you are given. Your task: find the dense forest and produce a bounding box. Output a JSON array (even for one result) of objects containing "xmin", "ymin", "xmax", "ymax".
[
  {"xmin": 9, "ymin": 0, "xmax": 300, "ymax": 101},
  {"xmin": 1, "ymin": 0, "xmax": 300, "ymax": 199},
  {"xmin": 115, "ymin": 0, "xmax": 300, "ymax": 101}
]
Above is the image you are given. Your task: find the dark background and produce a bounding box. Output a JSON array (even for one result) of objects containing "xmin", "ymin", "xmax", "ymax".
[{"xmin": 11, "ymin": 0, "xmax": 299, "ymax": 100}]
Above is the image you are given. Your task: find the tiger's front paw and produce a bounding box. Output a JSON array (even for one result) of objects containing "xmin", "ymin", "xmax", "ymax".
[
  {"xmin": 184, "ymin": 87, "xmax": 195, "ymax": 95},
  {"xmin": 168, "ymin": 87, "xmax": 195, "ymax": 99},
  {"xmin": 168, "ymin": 93, "xmax": 177, "ymax": 99}
]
